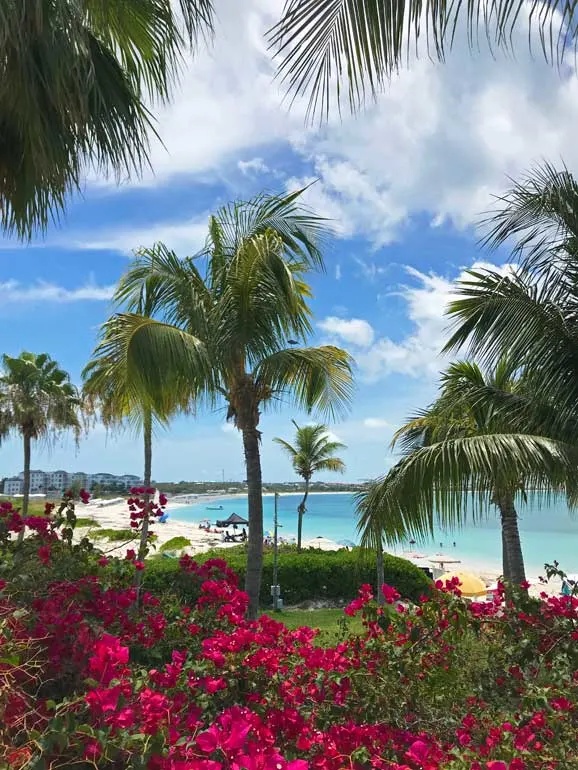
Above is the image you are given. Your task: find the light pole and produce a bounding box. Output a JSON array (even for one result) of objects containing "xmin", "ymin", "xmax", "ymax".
[{"xmin": 272, "ymin": 492, "xmax": 280, "ymax": 610}]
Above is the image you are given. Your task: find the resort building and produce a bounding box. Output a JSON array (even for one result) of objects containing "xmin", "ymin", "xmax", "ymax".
[{"xmin": 2, "ymin": 469, "xmax": 143, "ymax": 496}]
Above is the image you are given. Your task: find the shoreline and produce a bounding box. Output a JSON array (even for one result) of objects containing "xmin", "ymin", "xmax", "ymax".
[{"xmin": 73, "ymin": 495, "xmax": 563, "ymax": 598}]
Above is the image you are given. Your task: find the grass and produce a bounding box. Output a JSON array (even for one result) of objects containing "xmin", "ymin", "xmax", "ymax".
[
  {"xmin": 92, "ymin": 528, "xmax": 136, "ymax": 542},
  {"xmin": 1, "ymin": 497, "xmax": 59, "ymax": 516},
  {"xmin": 159, "ymin": 536, "xmax": 191, "ymax": 553},
  {"xmin": 266, "ymin": 608, "xmax": 365, "ymax": 644},
  {"xmin": 75, "ymin": 517, "xmax": 100, "ymax": 528}
]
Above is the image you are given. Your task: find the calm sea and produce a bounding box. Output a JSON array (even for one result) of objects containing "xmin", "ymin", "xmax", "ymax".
[{"xmin": 171, "ymin": 492, "xmax": 578, "ymax": 577}]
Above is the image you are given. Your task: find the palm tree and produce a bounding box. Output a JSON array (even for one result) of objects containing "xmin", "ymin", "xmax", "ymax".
[
  {"xmin": 356, "ymin": 355, "xmax": 578, "ymax": 584},
  {"xmin": 0, "ymin": 0, "xmax": 214, "ymax": 237},
  {"xmin": 83, "ymin": 313, "xmax": 190, "ymax": 559},
  {"xmin": 102, "ymin": 190, "xmax": 354, "ymax": 618},
  {"xmin": 274, "ymin": 421, "xmax": 346, "ymax": 550},
  {"xmin": 268, "ymin": 2, "xmax": 578, "ymax": 119},
  {"xmin": 0, "ymin": 352, "xmax": 82, "ymax": 517}
]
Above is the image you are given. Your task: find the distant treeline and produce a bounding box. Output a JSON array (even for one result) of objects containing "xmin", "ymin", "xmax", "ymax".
[{"xmin": 155, "ymin": 481, "xmax": 369, "ymax": 495}]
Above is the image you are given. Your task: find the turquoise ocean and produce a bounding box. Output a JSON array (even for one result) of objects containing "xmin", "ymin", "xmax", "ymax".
[{"xmin": 171, "ymin": 492, "xmax": 578, "ymax": 576}]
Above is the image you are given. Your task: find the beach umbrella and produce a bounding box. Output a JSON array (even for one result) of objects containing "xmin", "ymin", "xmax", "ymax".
[
  {"xmin": 338, "ymin": 539, "xmax": 356, "ymax": 547},
  {"xmin": 439, "ymin": 571, "xmax": 487, "ymax": 597}
]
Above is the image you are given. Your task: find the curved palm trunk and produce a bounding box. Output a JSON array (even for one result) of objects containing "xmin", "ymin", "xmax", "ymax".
[
  {"xmin": 496, "ymin": 493, "xmax": 526, "ymax": 584},
  {"xmin": 138, "ymin": 408, "xmax": 153, "ymax": 562},
  {"xmin": 242, "ymin": 425, "xmax": 264, "ymax": 620},
  {"xmin": 376, "ymin": 538, "xmax": 385, "ymax": 606},
  {"xmin": 297, "ymin": 477, "xmax": 310, "ymax": 552}
]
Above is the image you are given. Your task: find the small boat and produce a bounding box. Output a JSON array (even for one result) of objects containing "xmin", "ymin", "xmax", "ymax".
[{"xmin": 206, "ymin": 505, "xmax": 223, "ymax": 510}]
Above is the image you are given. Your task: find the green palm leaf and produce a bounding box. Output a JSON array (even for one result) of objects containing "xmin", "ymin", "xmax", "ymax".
[
  {"xmin": 358, "ymin": 433, "xmax": 578, "ymax": 548},
  {"xmin": 269, "ymin": 1, "xmax": 578, "ymax": 120},
  {"xmin": 256, "ymin": 346, "xmax": 354, "ymax": 420},
  {"xmin": 0, "ymin": 0, "xmax": 214, "ymax": 236}
]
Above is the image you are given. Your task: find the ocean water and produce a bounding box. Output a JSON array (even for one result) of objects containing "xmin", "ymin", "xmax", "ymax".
[{"xmin": 171, "ymin": 493, "xmax": 578, "ymax": 576}]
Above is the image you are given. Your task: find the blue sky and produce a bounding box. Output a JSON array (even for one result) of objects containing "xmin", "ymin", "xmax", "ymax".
[{"xmin": 1, "ymin": 0, "xmax": 577, "ymax": 483}]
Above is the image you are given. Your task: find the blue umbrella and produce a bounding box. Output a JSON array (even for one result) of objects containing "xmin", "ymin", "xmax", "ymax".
[{"xmin": 338, "ymin": 539, "xmax": 356, "ymax": 548}]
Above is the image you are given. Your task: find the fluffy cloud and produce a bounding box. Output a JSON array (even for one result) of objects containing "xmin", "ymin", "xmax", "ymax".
[
  {"xmin": 328, "ymin": 261, "xmax": 514, "ymax": 382},
  {"xmin": 0, "ymin": 280, "xmax": 115, "ymax": 303},
  {"xmin": 318, "ymin": 316, "xmax": 375, "ymax": 347},
  {"xmin": 91, "ymin": 0, "xmax": 578, "ymax": 247},
  {"xmin": 76, "ymin": 217, "xmax": 209, "ymax": 256}
]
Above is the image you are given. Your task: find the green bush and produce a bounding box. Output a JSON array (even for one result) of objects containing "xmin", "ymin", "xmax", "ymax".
[
  {"xmin": 144, "ymin": 547, "xmax": 431, "ymax": 607},
  {"xmin": 159, "ymin": 536, "xmax": 191, "ymax": 553}
]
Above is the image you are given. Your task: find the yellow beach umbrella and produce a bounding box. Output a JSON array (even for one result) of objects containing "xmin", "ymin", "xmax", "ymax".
[{"xmin": 439, "ymin": 571, "xmax": 487, "ymax": 597}]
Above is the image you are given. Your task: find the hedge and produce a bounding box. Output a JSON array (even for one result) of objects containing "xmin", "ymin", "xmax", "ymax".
[{"xmin": 144, "ymin": 547, "xmax": 431, "ymax": 606}]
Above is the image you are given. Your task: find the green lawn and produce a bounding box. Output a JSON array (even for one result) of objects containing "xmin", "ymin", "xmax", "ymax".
[{"xmin": 266, "ymin": 608, "xmax": 364, "ymax": 643}]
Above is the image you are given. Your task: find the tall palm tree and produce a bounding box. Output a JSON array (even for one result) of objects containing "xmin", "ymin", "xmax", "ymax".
[
  {"xmin": 102, "ymin": 190, "xmax": 354, "ymax": 618},
  {"xmin": 0, "ymin": 352, "xmax": 82, "ymax": 516},
  {"xmin": 83, "ymin": 313, "xmax": 190, "ymax": 559},
  {"xmin": 274, "ymin": 420, "xmax": 346, "ymax": 550},
  {"xmin": 356, "ymin": 354, "xmax": 578, "ymax": 584},
  {"xmin": 268, "ymin": 1, "xmax": 578, "ymax": 119},
  {"xmin": 0, "ymin": 0, "xmax": 214, "ymax": 237}
]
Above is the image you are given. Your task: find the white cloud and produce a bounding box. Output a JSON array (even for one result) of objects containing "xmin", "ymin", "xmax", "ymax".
[
  {"xmin": 334, "ymin": 263, "xmax": 342, "ymax": 280},
  {"xmin": 221, "ymin": 423, "xmax": 236, "ymax": 434},
  {"xmin": 69, "ymin": 1, "xmax": 578, "ymax": 254},
  {"xmin": 318, "ymin": 316, "xmax": 375, "ymax": 348},
  {"xmin": 355, "ymin": 261, "xmax": 515, "ymax": 381},
  {"xmin": 363, "ymin": 417, "xmax": 390, "ymax": 429},
  {"xmin": 0, "ymin": 280, "xmax": 115, "ymax": 303},
  {"xmin": 238, "ymin": 157, "xmax": 270, "ymax": 176},
  {"xmin": 76, "ymin": 217, "xmax": 209, "ymax": 256}
]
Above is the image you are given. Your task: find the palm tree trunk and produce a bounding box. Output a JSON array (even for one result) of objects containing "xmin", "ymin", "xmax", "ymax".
[
  {"xmin": 376, "ymin": 538, "xmax": 385, "ymax": 606},
  {"xmin": 297, "ymin": 477, "xmax": 309, "ymax": 552},
  {"xmin": 17, "ymin": 431, "xmax": 32, "ymax": 544},
  {"xmin": 242, "ymin": 425, "xmax": 264, "ymax": 620},
  {"xmin": 497, "ymin": 493, "xmax": 526, "ymax": 584},
  {"xmin": 22, "ymin": 431, "xmax": 31, "ymax": 517},
  {"xmin": 138, "ymin": 408, "xmax": 153, "ymax": 562},
  {"xmin": 501, "ymin": 526, "xmax": 510, "ymax": 579}
]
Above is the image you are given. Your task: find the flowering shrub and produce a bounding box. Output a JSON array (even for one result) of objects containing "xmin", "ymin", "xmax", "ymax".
[{"xmin": 0, "ymin": 493, "xmax": 577, "ymax": 769}]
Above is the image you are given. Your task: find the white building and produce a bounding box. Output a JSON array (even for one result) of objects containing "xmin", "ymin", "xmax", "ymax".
[
  {"xmin": 4, "ymin": 477, "xmax": 22, "ymax": 495},
  {"xmin": 46, "ymin": 470, "xmax": 69, "ymax": 492},
  {"xmin": 18, "ymin": 470, "xmax": 48, "ymax": 492},
  {"xmin": 3, "ymin": 469, "xmax": 143, "ymax": 496}
]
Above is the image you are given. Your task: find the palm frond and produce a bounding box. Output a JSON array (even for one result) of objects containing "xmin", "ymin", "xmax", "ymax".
[
  {"xmin": 205, "ymin": 188, "xmax": 329, "ymax": 272},
  {"xmin": 445, "ymin": 268, "xmax": 578, "ymax": 422},
  {"xmin": 358, "ymin": 433, "xmax": 578, "ymax": 547},
  {"xmin": 256, "ymin": 346, "xmax": 354, "ymax": 420},
  {"xmin": 268, "ymin": 0, "xmax": 578, "ymax": 121},
  {"xmin": 313, "ymin": 456, "xmax": 346, "ymax": 473},
  {"xmin": 480, "ymin": 162, "xmax": 578, "ymax": 270},
  {"xmin": 86, "ymin": 313, "xmax": 213, "ymax": 415},
  {"xmin": 0, "ymin": 0, "xmax": 214, "ymax": 237}
]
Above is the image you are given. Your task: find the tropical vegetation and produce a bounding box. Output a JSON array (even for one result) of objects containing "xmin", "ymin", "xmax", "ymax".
[
  {"xmin": 357, "ymin": 164, "xmax": 578, "ymax": 583},
  {"xmin": 1, "ymin": 491, "xmax": 577, "ymax": 770},
  {"xmin": 83, "ymin": 304, "xmax": 190, "ymax": 558},
  {"xmin": 0, "ymin": 352, "xmax": 82, "ymax": 517},
  {"xmin": 274, "ymin": 421, "xmax": 346, "ymax": 550},
  {"xmin": 95, "ymin": 190, "xmax": 353, "ymax": 618},
  {"xmin": 0, "ymin": 0, "xmax": 216, "ymax": 237}
]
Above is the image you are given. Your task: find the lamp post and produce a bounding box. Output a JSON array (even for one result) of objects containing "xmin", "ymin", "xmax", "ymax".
[{"xmin": 272, "ymin": 492, "xmax": 280, "ymax": 610}]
